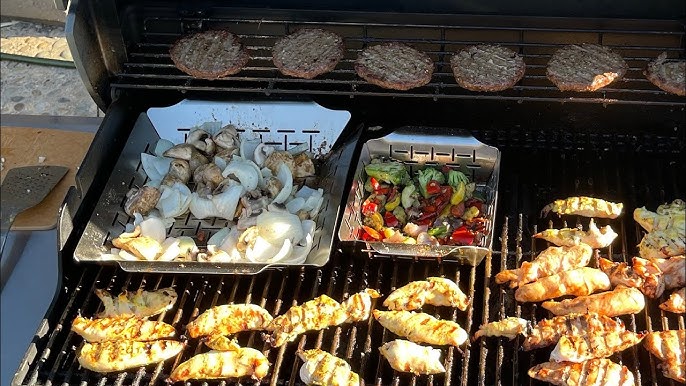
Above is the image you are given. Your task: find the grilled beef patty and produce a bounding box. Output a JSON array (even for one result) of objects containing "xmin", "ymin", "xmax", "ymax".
[
  {"xmin": 645, "ymin": 52, "xmax": 686, "ymax": 96},
  {"xmin": 272, "ymin": 28, "xmax": 344, "ymax": 79},
  {"xmin": 546, "ymin": 44, "xmax": 627, "ymax": 92},
  {"xmin": 170, "ymin": 30, "xmax": 250, "ymax": 80},
  {"xmin": 355, "ymin": 42, "xmax": 434, "ymax": 91},
  {"xmin": 450, "ymin": 44, "xmax": 526, "ymax": 92}
]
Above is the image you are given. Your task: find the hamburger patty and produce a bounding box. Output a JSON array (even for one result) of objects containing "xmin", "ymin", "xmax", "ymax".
[
  {"xmin": 546, "ymin": 44, "xmax": 627, "ymax": 92},
  {"xmin": 644, "ymin": 52, "xmax": 686, "ymax": 96},
  {"xmin": 450, "ymin": 44, "xmax": 526, "ymax": 92},
  {"xmin": 272, "ymin": 28, "xmax": 344, "ymax": 79},
  {"xmin": 355, "ymin": 42, "xmax": 434, "ymax": 91},
  {"xmin": 170, "ymin": 30, "xmax": 250, "ymax": 80}
]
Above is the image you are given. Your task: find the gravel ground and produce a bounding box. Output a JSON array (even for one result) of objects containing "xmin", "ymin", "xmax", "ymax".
[{"xmin": 1, "ymin": 20, "xmax": 100, "ymax": 117}]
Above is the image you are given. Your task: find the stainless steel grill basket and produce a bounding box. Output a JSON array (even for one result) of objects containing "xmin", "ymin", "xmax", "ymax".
[{"xmin": 339, "ymin": 127, "xmax": 500, "ymax": 266}]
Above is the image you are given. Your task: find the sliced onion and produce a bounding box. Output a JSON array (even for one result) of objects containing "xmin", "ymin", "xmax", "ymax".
[
  {"xmin": 308, "ymin": 196, "xmax": 324, "ymax": 220},
  {"xmin": 256, "ymin": 210, "xmax": 303, "ymax": 245},
  {"xmin": 157, "ymin": 182, "xmax": 192, "ymax": 219},
  {"xmin": 246, "ymin": 236, "xmax": 280, "ymax": 263},
  {"xmin": 287, "ymin": 220, "xmax": 315, "ymax": 264},
  {"xmin": 154, "ymin": 139, "xmax": 175, "ymax": 157},
  {"xmin": 295, "ymin": 186, "xmax": 319, "ymax": 199},
  {"xmin": 268, "ymin": 239, "xmax": 294, "ymax": 263},
  {"xmin": 239, "ymin": 137, "xmax": 262, "ymax": 162},
  {"xmin": 222, "ymin": 158, "xmax": 261, "ymax": 191},
  {"xmin": 286, "ymin": 197, "xmax": 306, "ymax": 214},
  {"xmin": 272, "ymin": 163, "xmax": 293, "ymax": 204},
  {"xmin": 118, "ymin": 250, "xmax": 140, "ymax": 261},
  {"xmin": 212, "ymin": 185, "xmax": 244, "ymax": 221},
  {"xmin": 141, "ymin": 153, "xmax": 172, "ymax": 181},
  {"xmin": 145, "ymin": 179, "xmax": 162, "ymax": 189},
  {"xmin": 214, "ymin": 155, "xmax": 229, "ymax": 171},
  {"xmin": 189, "ymin": 193, "xmax": 214, "ymax": 219},
  {"xmin": 138, "ymin": 216, "xmax": 167, "ymax": 244},
  {"xmin": 177, "ymin": 236, "xmax": 199, "ymax": 260},
  {"xmin": 208, "ymin": 227, "xmax": 231, "ymax": 247},
  {"xmin": 157, "ymin": 238, "xmax": 181, "ymax": 261}
]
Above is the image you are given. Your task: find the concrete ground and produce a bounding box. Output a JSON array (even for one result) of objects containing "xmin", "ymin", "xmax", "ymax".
[{"xmin": 1, "ymin": 19, "xmax": 100, "ymax": 117}]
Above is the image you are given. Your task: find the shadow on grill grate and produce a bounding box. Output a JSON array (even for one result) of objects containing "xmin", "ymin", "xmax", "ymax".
[{"xmin": 109, "ymin": 8, "xmax": 686, "ymax": 107}]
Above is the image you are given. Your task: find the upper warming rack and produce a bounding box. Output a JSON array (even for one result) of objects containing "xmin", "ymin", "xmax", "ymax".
[{"xmin": 112, "ymin": 9, "xmax": 686, "ymax": 106}]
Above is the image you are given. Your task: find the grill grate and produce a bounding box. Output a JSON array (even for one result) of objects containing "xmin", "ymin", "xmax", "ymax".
[
  {"xmin": 111, "ymin": 9, "xmax": 686, "ymax": 107},
  {"xmin": 14, "ymin": 129, "xmax": 684, "ymax": 386}
]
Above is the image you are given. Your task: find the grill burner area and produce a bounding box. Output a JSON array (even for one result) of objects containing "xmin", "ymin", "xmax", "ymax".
[{"xmin": 14, "ymin": 129, "xmax": 684, "ymax": 386}]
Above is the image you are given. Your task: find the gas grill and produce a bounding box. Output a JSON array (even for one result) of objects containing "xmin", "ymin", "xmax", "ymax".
[{"xmin": 11, "ymin": 0, "xmax": 686, "ymax": 385}]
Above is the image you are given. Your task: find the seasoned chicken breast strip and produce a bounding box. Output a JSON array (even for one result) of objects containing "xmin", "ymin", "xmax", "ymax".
[
  {"xmin": 473, "ymin": 317, "xmax": 530, "ymax": 340},
  {"xmin": 339, "ymin": 289, "xmax": 382, "ymax": 323},
  {"xmin": 523, "ymin": 313, "xmax": 626, "ymax": 351},
  {"xmin": 651, "ymin": 255, "xmax": 686, "ymax": 289},
  {"xmin": 528, "ymin": 359, "xmax": 635, "ymax": 386},
  {"xmin": 638, "ymin": 228, "xmax": 685, "ymax": 260},
  {"xmin": 541, "ymin": 286, "xmax": 645, "ymax": 317},
  {"xmin": 643, "ymin": 330, "xmax": 686, "ymax": 383},
  {"xmin": 598, "ymin": 257, "xmax": 664, "ymax": 298},
  {"xmin": 266, "ymin": 295, "xmax": 343, "ymax": 347},
  {"xmin": 550, "ymin": 331, "xmax": 644, "ymax": 363},
  {"xmin": 379, "ymin": 340, "xmax": 445, "ymax": 375},
  {"xmin": 534, "ymin": 219, "xmax": 617, "ymax": 248},
  {"xmin": 95, "ymin": 287, "xmax": 177, "ymax": 319},
  {"xmin": 514, "ymin": 267, "xmax": 610, "ymax": 303},
  {"xmin": 496, "ymin": 244, "xmax": 593, "ymax": 288},
  {"xmin": 168, "ymin": 347, "xmax": 270, "ymax": 382},
  {"xmin": 540, "ymin": 196, "xmax": 624, "ymax": 219},
  {"xmin": 660, "ymin": 287, "xmax": 686, "ymax": 314},
  {"xmin": 202, "ymin": 335, "xmax": 241, "ymax": 351},
  {"xmin": 634, "ymin": 199, "xmax": 685, "ymax": 232},
  {"xmin": 373, "ymin": 310, "xmax": 468, "ymax": 346},
  {"xmin": 298, "ymin": 349, "xmax": 361, "ymax": 386},
  {"xmin": 186, "ymin": 304, "xmax": 273, "ymax": 338},
  {"xmin": 72, "ymin": 316, "xmax": 176, "ymax": 342},
  {"xmin": 383, "ymin": 277, "xmax": 469, "ymax": 311},
  {"xmin": 78, "ymin": 339, "xmax": 184, "ymax": 373}
]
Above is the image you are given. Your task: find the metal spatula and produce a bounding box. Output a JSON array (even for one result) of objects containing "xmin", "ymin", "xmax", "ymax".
[{"xmin": 1, "ymin": 165, "xmax": 69, "ymax": 256}]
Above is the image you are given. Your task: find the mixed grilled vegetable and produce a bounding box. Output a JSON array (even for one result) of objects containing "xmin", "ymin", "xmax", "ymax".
[{"xmin": 360, "ymin": 159, "xmax": 487, "ymax": 247}]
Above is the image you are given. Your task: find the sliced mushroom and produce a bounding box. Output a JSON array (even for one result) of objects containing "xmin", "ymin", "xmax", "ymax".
[
  {"xmin": 237, "ymin": 226, "xmax": 259, "ymax": 252},
  {"xmin": 264, "ymin": 151, "xmax": 295, "ymax": 175},
  {"xmin": 193, "ymin": 163, "xmax": 224, "ymax": 188},
  {"xmin": 264, "ymin": 176, "xmax": 283, "ymax": 198},
  {"xmin": 163, "ymin": 144, "xmax": 209, "ymax": 172},
  {"xmin": 161, "ymin": 159, "xmax": 191, "ymax": 186},
  {"xmin": 293, "ymin": 153, "xmax": 315, "ymax": 178},
  {"xmin": 214, "ymin": 125, "xmax": 239, "ymax": 150},
  {"xmin": 124, "ymin": 185, "xmax": 161, "ymax": 217},
  {"xmin": 186, "ymin": 129, "xmax": 216, "ymax": 156},
  {"xmin": 254, "ymin": 143, "xmax": 275, "ymax": 167}
]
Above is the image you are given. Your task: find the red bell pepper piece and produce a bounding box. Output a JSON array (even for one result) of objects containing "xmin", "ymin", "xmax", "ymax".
[
  {"xmin": 362, "ymin": 225, "xmax": 382, "ymax": 240},
  {"xmin": 384, "ymin": 211, "xmax": 399, "ymax": 228},
  {"xmin": 426, "ymin": 180, "xmax": 441, "ymax": 196},
  {"xmin": 362, "ymin": 201, "xmax": 378, "ymax": 217},
  {"xmin": 451, "ymin": 226, "xmax": 475, "ymax": 245}
]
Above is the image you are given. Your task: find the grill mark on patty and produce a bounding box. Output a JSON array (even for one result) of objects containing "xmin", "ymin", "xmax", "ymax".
[
  {"xmin": 272, "ymin": 28, "xmax": 344, "ymax": 79},
  {"xmin": 355, "ymin": 42, "xmax": 434, "ymax": 90},
  {"xmin": 170, "ymin": 30, "xmax": 250, "ymax": 80},
  {"xmin": 450, "ymin": 44, "xmax": 526, "ymax": 92},
  {"xmin": 645, "ymin": 52, "xmax": 686, "ymax": 96}
]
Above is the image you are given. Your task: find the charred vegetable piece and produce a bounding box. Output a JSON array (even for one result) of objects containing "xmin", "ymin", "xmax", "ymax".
[{"xmin": 364, "ymin": 161, "xmax": 410, "ymax": 186}]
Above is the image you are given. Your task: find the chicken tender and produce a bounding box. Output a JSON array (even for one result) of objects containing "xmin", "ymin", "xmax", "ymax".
[
  {"xmin": 379, "ymin": 339, "xmax": 446, "ymax": 375},
  {"xmin": 373, "ymin": 310, "xmax": 468, "ymax": 346},
  {"xmin": 186, "ymin": 304, "xmax": 273, "ymax": 338},
  {"xmin": 298, "ymin": 349, "xmax": 361, "ymax": 386},
  {"xmin": 267, "ymin": 295, "xmax": 343, "ymax": 347},
  {"xmin": 72, "ymin": 316, "xmax": 176, "ymax": 343},
  {"xmin": 540, "ymin": 196, "xmax": 623, "ymax": 219},
  {"xmin": 549, "ymin": 331, "xmax": 644, "ymax": 363},
  {"xmin": 78, "ymin": 339, "xmax": 184, "ymax": 373},
  {"xmin": 168, "ymin": 347, "xmax": 269, "ymax": 382},
  {"xmin": 541, "ymin": 286, "xmax": 645, "ymax": 317},
  {"xmin": 528, "ymin": 359, "xmax": 635, "ymax": 386},
  {"xmin": 514, "ymin": 267, "xmax": 610, "ymax": 303},
  {"xmin": 339, "ymin": 288, "xmax": 381, "ymax": 323},
  {"xmin": 534, "ymin": 219, "xmax": 617, "ymax": 248},
  {"xmin": 638, "ymin": 227, "xmax": 685, "ymax": 260},
  {"xmin": 473, "ymin": 317, "xmax": 530, "ymax": 340},
  {"xmin": 634, "ymin": 199, "xmax": 685, "ymax": 232},
  {"xmin": 660, "ymin": 287, "xmax": 686, "ymax": 314},
  {"xmin": 383, "ymin": 277, "xmax": 469, "ymax": 311},
  {"xmin": 643, "ymin": 330, "xmax": 686, "ymax": 383},
  {"xmin": 95, "ymin": 287, "xmax": 177, "ymax": 319},
  {"xmin": 523, "ymin": 313, "xmax": 626, "ymax": 351},
  {"xmin": 496, "ymin": 244, "xmax": 593, "ymax": 288}
]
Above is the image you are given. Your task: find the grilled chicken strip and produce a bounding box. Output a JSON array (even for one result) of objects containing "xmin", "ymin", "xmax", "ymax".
[
  {"xmin": 202, "ymin": 335, "xmax": 241, "ymax": 351},
  {"xmin": 639, "ymin": 227, "xmax": 685, "ymax": 260},
  {"xmin": 379, "ymin": 339, "xmax": 446, "ymax": 375},
  {"xmin": 660, "ymin": 287, "xmax": 686, "ymax": 314},
  {"xmin": 373, "ymin": 310, "xmax": 468, "ymax": 346},
  {"xmin": 528, "ymin": 359, "xmax": 635, "ymax": 386},
  {"xmin": 634, "ymin": 199, "xmax": 685, "ymax": 232},
  {"xmin": 95, "ymin": 287, "xmax": 177, "ymax": 319},
  {"xmin": 550, "ymin": 331, "xmax": 644, "ymax": 363},
  {"xmin": 72, "ymin": 316, "xmax": 176, "ymax": 342},
  {"xmin": 298, "ymin": 349, "xmax": 361, "ymax": 386},
  {"xmin": 383, "ymin": 277, "xmax": 469, "ymax": 311},
  {"xmin": 168, "ymin": 347, "xmax": 270, "ymax": 382},
  {"xmin": 186, "ymin": 304, "xmax": 273, "ymax": 338},
  {"xmin": 540, "ymin": 196, "xmax": 624, "ymax": 219},
  {"xmin": 78, "ymin": 339, "xmax": 184, "ymax": 373},
  {"xmin": 643, "ymin": 330, "xmax": 686, "ymax": 383},
  {"xmin": 652, "ymin": 255, "xmax": 686, "ymax": 289},
  {"xmin": 523, "ymin": 313, "xmax": 626, "ymax": 351},
  {"xmin": 534, "ymin": 219, "xmax": 618, "ymax": 249},
  {"xmin": 473, "ymin": 317, "xmax": 530, "ymax": 340},
  {"xmin": 599, "ymin": 257, "xmax": 663, "ymax": 298},
  {"xmin": 339, "ymin": 288, "xmax": 382, "ymax": 323},
  {"xmin": 267, "ymin": 295, "xmax": 342, "ymax": 347},
  {"xmin": 496, "ymin": 244, "xmax": 593, "ymax": 288},
  {"xmin": 541, "ymin": 286, "xmax": 645, "ymax": 317},
  {"xmin": 514, "ymin": 267, "xmax": 610, "ymax": 303}
]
